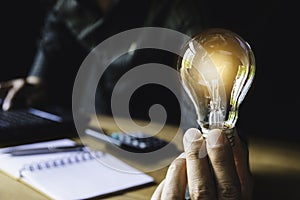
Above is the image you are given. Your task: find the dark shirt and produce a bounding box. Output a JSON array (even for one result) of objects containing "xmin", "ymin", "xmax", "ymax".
[{"xmin": 28, "ymin": 0, "xmax": 204, "ymax": 128}]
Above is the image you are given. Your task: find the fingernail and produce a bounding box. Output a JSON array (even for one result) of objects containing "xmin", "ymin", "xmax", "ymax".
[
  {"xmin": 206, "ymin": 129, "xmax": 224, "ymax": 148},
  {"xmin": 2, "ymin": 103, "xmax": 10, "ymax": 111},
  {"xmin": 178, "ymin": 152, "xmax": 186, "ymax": 159},
  {"xmin": 183, "ymin": 128, "xmax": 202, "ymax": 149}
]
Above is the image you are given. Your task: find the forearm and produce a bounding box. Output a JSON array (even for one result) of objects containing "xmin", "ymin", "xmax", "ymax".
[{"xmin": 28, "ymin": 51, "xmax": 47, "ymax": 79}]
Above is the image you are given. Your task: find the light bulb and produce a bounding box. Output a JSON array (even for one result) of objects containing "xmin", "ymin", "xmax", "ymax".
[{"xmin": 178, "ymin": 28, "xmax": 255, "ymax": 145}]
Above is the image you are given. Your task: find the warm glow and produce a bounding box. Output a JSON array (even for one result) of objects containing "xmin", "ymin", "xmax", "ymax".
[{"xmin": 178, "ymin": 28, "xmax": 255, "ymax": 141}]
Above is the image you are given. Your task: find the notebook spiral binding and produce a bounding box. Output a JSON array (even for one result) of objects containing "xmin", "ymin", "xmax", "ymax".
[{"xmin": 19, "ymin": 151, "xmax": 104, "ymax": 177}]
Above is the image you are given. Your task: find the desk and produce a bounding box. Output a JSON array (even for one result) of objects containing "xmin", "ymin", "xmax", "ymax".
[{"xmin": 1, "ymin": 115, "xmax": 300, "ymax": 200}]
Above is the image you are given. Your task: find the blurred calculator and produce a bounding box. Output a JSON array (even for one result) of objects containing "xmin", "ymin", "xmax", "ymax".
[{"xmin": 85, "ymin": 128, "xmax": 171, "ymax": 153}]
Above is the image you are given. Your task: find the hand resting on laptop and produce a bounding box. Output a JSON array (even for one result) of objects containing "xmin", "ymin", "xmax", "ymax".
[{"xmin": 0, "ymin": 76, "xmax": 46, "ymax": 111}]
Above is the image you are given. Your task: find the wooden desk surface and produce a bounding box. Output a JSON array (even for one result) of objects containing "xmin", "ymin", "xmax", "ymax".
[{"xmin": 1, "ymin": 115, "xmax": 300, "ymax": 200}]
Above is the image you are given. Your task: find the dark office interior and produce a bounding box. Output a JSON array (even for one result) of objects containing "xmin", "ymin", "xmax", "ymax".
[{"xmin": 1, "ymin": 0, "xmax": 300, "ymax": 199}]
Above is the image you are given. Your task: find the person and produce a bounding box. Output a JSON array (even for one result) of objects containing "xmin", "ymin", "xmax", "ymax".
[
  {"xmin": 0, "ymin": 0, "xmax": 204, "ymax": 126},
  {"xmin": 0, "ymin": 0, "xmax": 254, "ymax": 199},
  {"xmin": 151, "ymin": 127, "xmax": 253, "ymax": 200}
]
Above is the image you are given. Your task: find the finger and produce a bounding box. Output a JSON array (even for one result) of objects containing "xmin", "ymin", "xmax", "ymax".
[
  {"xmin": 232, "ymin": 130, "xmax": 253, "ymax": 200},
  {"xmin": 183, "ymin": 128, "xmax": 216, "ymax": 200},
  {"xmin": 161, "ymin": 153, "xmax": 187, "ymax": 200},
  {"xmin": 0, "ymin": 81, "xmax": 12, "ymax": 99},
  {"xmin": 206, "ymin": 129, "xmax": 241, "ymax": 200},
  {"xmin": 2, "ymin": 79, "xmax": 25, "ymax": 111},
  {"xmin": 2, "ymin": 89, "xmax": 16, "ymax": 111},
  {"xmin": 151, "ymin": 179, "xmax": 165, "ymax": 200}
]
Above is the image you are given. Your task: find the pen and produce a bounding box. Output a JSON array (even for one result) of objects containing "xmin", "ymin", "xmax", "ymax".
[{"xmin": 9, "ymin": 144, "xmax": 87, "ymax": 156}]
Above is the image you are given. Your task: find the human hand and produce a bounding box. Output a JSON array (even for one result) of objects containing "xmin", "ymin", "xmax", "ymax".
[
  {"xmin": 0, "ymin": 76, "xmax": 46, "ymax": 111},
  {"xmin": 151, "ymin": 128, "xmax": 253, "ymax": 200}
]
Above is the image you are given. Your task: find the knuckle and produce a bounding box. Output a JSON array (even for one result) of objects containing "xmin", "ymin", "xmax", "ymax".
[
  {"xmin": 208, "ymin": 146, "xmax": 231, "ymax": 168},
  {"xmin": 186, "ymin": 150, "xmax": 201, "ymax": 160},
  {"xmin": 163, "ymin": 190, "xmax": 183, "ymax": 200},
  {"xmin": 189, "ymin": 185, "xmax": 213, "ymax": 200},
  {"xmin": 185, "ymin": 142, "xmax": 207, "ymax": 160},
  {"xmin": 219, "ymin": 183, "xmax": 241, "ymax": 199},
  {"xmin": 168, "ymin": 158, "xmax": 185, "ymax": 172},
  {"xmin": 212, "ymin": 156, "xmax": 228, "ymax": 169}
]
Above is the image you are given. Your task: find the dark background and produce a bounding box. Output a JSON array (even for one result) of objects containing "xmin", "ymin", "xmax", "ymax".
[
  {"xmin": 1, "ymin": 1, "xmax": 300, "ymax": 200},
  {"xmin": 0, "ymin": 1, "xmax": 49, "ymax": 81},
  {"xmin": 1, "ymin": 0, "xmax": 299, "ymax": 143}
]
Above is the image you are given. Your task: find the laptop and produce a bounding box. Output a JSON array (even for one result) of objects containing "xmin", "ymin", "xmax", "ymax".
[{"xmin": 0, "ymin": 97, "xmax": 87, "ymax": 147}]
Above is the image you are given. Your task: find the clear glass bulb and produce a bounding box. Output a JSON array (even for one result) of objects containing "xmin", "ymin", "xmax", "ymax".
[{"xmin": 178, "ymin": 28, "xmax": 255, "ymax": 144}]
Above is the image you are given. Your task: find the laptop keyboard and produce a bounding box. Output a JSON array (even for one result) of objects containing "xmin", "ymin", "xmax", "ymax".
[
  {"xmin": 0, "ymin": 110, "xmax": 54, "ymax": 129},
  {"xmin": 0, "ymin": 105, "xmax": 78, "ymax": 146}
]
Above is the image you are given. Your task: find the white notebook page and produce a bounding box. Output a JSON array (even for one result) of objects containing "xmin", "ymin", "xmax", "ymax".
[{"xmin": 0, "ymin": 139, "xmax": 154, "ymax": 200}]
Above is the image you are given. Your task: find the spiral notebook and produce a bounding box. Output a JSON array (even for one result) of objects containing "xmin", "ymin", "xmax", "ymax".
[{"xmin": 0, "ymin": 139, "xmax": 154, "ymax": 200}]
